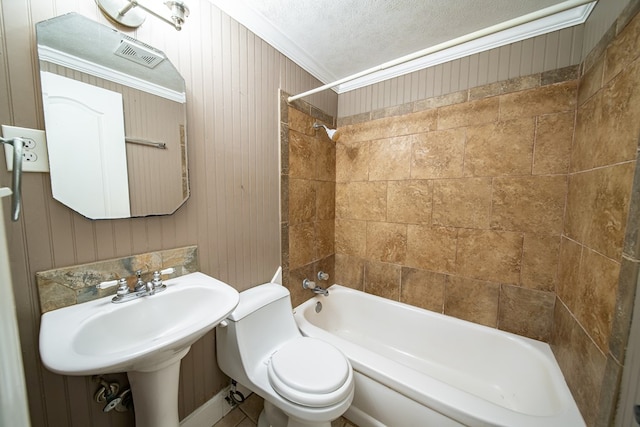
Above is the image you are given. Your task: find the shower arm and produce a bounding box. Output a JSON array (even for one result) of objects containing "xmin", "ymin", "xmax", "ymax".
[
  {"xmin": 287, "ymin": 0, "xmax": 596, "ymax": 102},
  {"xmin": 0, "ymin": 137, "xmax": 24, "ymax": 221}
]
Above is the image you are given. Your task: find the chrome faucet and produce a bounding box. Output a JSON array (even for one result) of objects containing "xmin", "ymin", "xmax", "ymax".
[
  {"xmin": 96, "ymin": 268, "xmax": 174, "ymax": 303},
  {"xmin": 134, "ymin": 270, "xmax": 146, "ymax": 292},
  {"xmin": 302, "ymin": 278, "xmax": 329, "ymax": 297}
]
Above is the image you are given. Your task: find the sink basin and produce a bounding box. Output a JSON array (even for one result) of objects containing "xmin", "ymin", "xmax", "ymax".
[{"xmin": 39, "ymin": 271, "xmax": 239, "ymax": 375}]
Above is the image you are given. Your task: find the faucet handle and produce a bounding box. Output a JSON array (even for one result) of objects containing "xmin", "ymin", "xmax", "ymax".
[
  {"xmin": 115, "ymin": 278, "xmax": 130, "ymax": 296},
  {"xmin": 152, "ymin": 271, "xmax": 162, "ymax": 286},
  {"xmin": 134, "ymin": 270, "xmax": 146, "ymax": 292},
  {"xmin": 317, "ymin": 271, "xmax": 329, "ymax": 281},
  {"xmin": 302, "ymin": 278, "xmax": 316, "ymax": 290},
  {"xmin": 160, "ymin": 267, "xmax": 175, "ymax": 275},
  {"xmin": 96, "ymin": 279, "xmax": 118, "ymax": 290}
]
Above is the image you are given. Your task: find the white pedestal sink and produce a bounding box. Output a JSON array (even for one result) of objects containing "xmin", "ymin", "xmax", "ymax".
[{"xmin": 39, "ymin": 272, "xmax": 239, "ymax": 427}]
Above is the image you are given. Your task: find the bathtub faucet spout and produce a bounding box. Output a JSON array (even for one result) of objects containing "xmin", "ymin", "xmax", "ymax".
[{"xmin": 302, "ymin": 278, "xmax": 329, "ymax": 297}]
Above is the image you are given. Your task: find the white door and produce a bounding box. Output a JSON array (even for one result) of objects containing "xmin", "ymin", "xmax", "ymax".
[
  {"xmin": 41, "ymin": 72, "xmax": 131, "ymax": 219},
  {"xmin": 0, "ymin": 188, "xmax": 31, "ymax": 426}
]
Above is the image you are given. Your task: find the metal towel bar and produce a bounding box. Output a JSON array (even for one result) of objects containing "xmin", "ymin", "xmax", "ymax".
[{"xmin": 125, "ymin": 137, "xmax": 167, "ymax": 149}]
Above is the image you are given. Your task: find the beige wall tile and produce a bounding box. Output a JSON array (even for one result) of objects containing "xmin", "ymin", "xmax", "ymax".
[
  {"xmin": 464, "ymin": 118, "xmax": 535, "ymax": 177},
  {"xmin": 498, "ymin": 285, "xmax": 555, "ymax": 341},
  {"xmin": 573, "ymin": 60, "xmax": 640, "ymax": 171},
  {"xmin": 411, "ymin": 128, "xmax": 466, "ymax": 179},
  {"xmin": 491, "ymin": 176, "xmax": 567, "ymax": 234},
  {"xmin": 335, "ymin": 219, "xmax": 367, "ymax": 257},
  {"xmin": 437, "ymin": 97, "xmax": 499, "ymax": 130},
  {"xmin": 288, "ymin": 263, "xmax": 315, "ymax": 308},
  {"xmin": 316, "ymin": 181, "xmax": 335, "ymax": 220},
  {"xmin": 572, "ymin": 92, "xmax": 604, "ymax": 172},
  {"xmin": 499, "ymin": 81, "xmax": 577, "ymax": 120},
  {"xmin": 565, "ymin": 163, "xmax": 635, "ymax": 260},
  {"xmin": 289, "ymin": 222, "xmax": 315, "ymax": 269},
  {"xmin": 315, "ymin": 220, "xmax": 335, "ymax": 260},
  {"xmin": 521, "ymin": 234, "xmax": 560, "ymax": 292},
  {"xmin": 289, "ymin": 130, "xmax": 316, "ymax": 179},
  {"xmin": 406, "ymin": 225, "xmax": 458, "ymax": 273},
  {"xmin": 551, "ymin": 301, "xmax": 607, "ymax": 426},
  {"xmin": 533, "ymin": 112, "xmax": 574, "ymax": 175},
  {"xmin": 334, "ymin": 254, "xmax": 364, "ymax": 290},
  {"xmin": 444, "ymin": 275, "xmax": 499, "ymax": 327},
  {"xmin": 414, "ymin": 90, "xmax": 467, "ymax": 111},
  {"xmin": 456, "ymin": 229, "xmax": 523, "ymax": 284},
  {"xmin": 387, "ymin": 180, "xmax": 433, "ymax": 224},
  {"xmin": 366, "ymin": 222, "xmax": 407, "ymax": 264},
  {"xmin": 468, "ymin": 75, "xmax": 540, "ymax": 101},
  {"xmin": 289, "ymin": 178, "xmax": 316, "ymax": 224},
  {"xmin": 557, "ymin": 237, "xmax": 583, "ymax": 313},
  {"xmin": 601, "ymin": 59, "xmax": 640, "ymax": 159},
  {"xmin": 288, "ymin": 107, "xmax": 315, "ymax": 136},
  {"xmin": 603, "ymin": 10, "xmax": 640, "ymax": 84},
  {"xmin": 364, "ymin": 260, "xmax": 401, "ymax": 300},
  {"xmin": 564, "ymin": 173, "xmax": 590, "ymax": 244},
  {"xmin": 336, "ymin": 181, "xmax": 387, "ymax": 221},
  {"xmin": 315, "ymin": 138, "xmax": 336, "ymax": 182},
  {"xmin": 368, "ymin": 136, "xmax": 412, "ymax": 181},
  {"xmin": 432, "ymin": 178, "xmax": 492, "ymax": 228},
  {"xmin": 576, "ymin": 248, "xmax": 621, "ymax": 353},
  {"xmin": 336, "ymin": 141, "xmax": 369, "ymax": 182},
  {"xmin": 339, "ymin": 109, "xmax": 438, "ymax": 143},
  {"xmin": 400, "ymin": 267, "xmax": 445, "ymax": 312},
  {"xmin": 578, "ymin": 54, "xmax": 604, "ymax": 106}
]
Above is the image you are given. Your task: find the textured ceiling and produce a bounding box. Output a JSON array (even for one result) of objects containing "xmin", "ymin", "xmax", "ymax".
[{"xmin": 209, "ymin": 0, "xmax": 596, "ymax": 92}]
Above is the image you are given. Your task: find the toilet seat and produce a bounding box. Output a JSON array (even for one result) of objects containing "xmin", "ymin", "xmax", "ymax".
[{"xmin": 267, "ymin": 337, "xmax": 352, "ymax": 408}]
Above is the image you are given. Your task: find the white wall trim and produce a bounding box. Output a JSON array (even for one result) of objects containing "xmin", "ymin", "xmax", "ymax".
[
  {"xmin": 209, "ymin": 1, "xmax": 595, "ymax": 94},
  {"xmin": 38, "ymin": 45, "xmax": 186, "ymax": 103},
  {"xmin": 336, "ymin": 3, "xmax": 595, "ymax": 93},
  {"xmin": 208, "ymin": 0, "xmax": 338, "ymax": 87},
  {"xmin": 179, "ymin": 386, "xmax": 233, "ymax": 427}
]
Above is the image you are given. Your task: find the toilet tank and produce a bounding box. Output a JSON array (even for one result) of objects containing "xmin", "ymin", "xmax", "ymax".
[{"xmin": 217, "ymin": 284, "xmax": 301, "ymax": 379}]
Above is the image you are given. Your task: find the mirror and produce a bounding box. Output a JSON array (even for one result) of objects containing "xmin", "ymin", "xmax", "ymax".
[{"xmin": 35, "ymin": 13, "xmax": 189, "ymax": 219}]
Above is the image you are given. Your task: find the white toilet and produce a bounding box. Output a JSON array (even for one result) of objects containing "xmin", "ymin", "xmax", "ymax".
[{"xmin": 216, "ymin": 283, "xmax": 354, "ymax": 427}]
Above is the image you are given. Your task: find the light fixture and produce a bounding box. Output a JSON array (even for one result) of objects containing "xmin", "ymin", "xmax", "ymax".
[{"xmin": 95, "ymin": 0, "xmax": 190, "ymax": 31}]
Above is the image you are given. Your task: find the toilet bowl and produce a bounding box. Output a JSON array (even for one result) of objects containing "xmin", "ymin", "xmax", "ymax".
[{"xmin": 216, "ymin": 283, "xmax": 354, "ymax": 427}]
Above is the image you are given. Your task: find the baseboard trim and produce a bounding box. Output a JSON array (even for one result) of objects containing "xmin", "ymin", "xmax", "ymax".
[{"xmin": 180, "ymin": 386, "xmax": 233, "ymax": 427}]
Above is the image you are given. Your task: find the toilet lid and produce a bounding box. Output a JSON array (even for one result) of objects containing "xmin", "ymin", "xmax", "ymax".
[{"xmin": 268, "ymin": 337, "xmax": 352, "ymax": 407}]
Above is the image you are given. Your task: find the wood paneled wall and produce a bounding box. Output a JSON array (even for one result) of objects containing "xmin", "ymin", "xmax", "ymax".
[
  {"xmin": 2, "ymin": 0, "xmax": 636, "ymax": 426},
  {"xmin": 0, "ymin": 1, "xmax": 336, "ymax": 426}
]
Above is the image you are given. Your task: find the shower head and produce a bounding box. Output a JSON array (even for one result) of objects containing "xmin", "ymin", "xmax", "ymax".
[{"xmin": 313, "ymin": 122, "xmax": 338, "ymax": 141}]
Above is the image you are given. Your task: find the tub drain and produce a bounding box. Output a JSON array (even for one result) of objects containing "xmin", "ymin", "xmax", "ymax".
[{"xmin": 315, "ymin": 301, "xmax": 322, "ymax": 313}]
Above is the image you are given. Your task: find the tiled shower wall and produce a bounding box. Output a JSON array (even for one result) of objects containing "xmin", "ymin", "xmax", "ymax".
[
  {"xmin": 334, "ymin": 75, "xmax": 577, "ymax": 342},
  {"xmin": 553, "ymin": 7, "xmax": 640, "ymax": 426},
  {"xmin": 331, "ymin": 6, "xmax": 640, "ymax": 426},
  {"xmin": 280, "ymin": 94, "xmax": 336, "ymax": 307}
]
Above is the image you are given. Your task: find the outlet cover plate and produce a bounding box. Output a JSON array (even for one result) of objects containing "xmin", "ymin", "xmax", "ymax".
[{"xmin": 2, "ymin": 125, "xmax": 50, "ymax": 172}]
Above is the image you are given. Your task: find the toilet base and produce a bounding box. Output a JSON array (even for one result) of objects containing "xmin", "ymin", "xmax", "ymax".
[{"xmin": 261, "ymin": 400, "xmax": 331, "ymax": 427}]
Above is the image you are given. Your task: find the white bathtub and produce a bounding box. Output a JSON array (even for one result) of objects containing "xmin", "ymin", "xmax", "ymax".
[{"xmin": 293, "ymin": 285, "xmax": 585, "ymax": 427}]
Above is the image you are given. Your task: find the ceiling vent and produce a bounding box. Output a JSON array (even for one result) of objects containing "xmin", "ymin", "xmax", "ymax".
[{"xmin": 114, "ymin": 39, "xmax": 165, "ymax": 68}]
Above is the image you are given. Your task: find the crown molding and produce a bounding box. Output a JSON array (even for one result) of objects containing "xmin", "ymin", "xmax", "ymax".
[
  {"xmin": 337, "ymin": 2, "xmax": 596, "ymax": 93},
  {"xmin": 208, "ymin": 0, "xmax": 338, "ymax": 87},
  {"xmin": 37, "ymin": 45, "xmax": 186, "ymax": 103},
  {"xmin": 210, "ymin": 1, "xmax": 595, "ymax": 95}
]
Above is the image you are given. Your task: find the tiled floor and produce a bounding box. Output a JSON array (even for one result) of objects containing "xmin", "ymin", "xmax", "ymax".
[{"xmin": 211, "ymin": 393, "xmax": 357, "ymax": 427}]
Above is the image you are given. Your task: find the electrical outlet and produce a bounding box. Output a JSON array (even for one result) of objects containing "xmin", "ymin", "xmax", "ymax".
[{"xmin": 2, "ymin": 125, "xmax": 50, "ymax": 173}]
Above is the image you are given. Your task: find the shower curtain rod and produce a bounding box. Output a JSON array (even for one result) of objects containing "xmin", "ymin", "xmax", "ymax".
[{"xmin": 287, "ymin": 0, "xmax": 596, "ymax": 103}]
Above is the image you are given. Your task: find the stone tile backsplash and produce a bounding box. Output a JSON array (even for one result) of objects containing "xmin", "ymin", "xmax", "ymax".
[{"xmin": 36, "ymin": 246, "xmax": 198, "ymax": 313}]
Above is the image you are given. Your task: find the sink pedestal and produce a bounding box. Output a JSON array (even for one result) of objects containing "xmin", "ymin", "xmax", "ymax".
[{"xmin": 127, "ymin": 347, "xmax": 190, "ymax": 427}]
